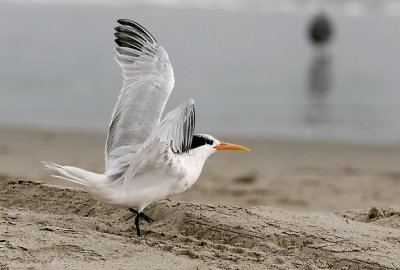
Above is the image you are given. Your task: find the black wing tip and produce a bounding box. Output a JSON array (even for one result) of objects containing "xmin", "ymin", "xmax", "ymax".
[
  {"xmin": 114, "ymin": 25, "xmax": 131, "ymax": 33},
  {"xmin": 117, "ymin": 18, "xmax": 134, "ymax": 25},
  {"xmin": 115, "ymin": 39, "xmax": 137, "ymax": 50},
  {"xmin": 116, "ymin": 19, "xmax": 157, "ymax": 44}
]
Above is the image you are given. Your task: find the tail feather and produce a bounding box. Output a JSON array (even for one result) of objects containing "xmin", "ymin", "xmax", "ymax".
[{"xmin": 42, "ymin": 161, "xmax": 109, "ymax": 186}]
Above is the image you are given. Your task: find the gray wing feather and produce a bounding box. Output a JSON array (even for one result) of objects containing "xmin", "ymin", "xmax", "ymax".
[
  {"xmin": 105, "ymin": 19, "xmax": 175, "ymax": 171},
  {"xmin": 124, "ymin": 100, "xmax": 196, "ymax": 180},
  {"xmin": 147, "ymin": 99, "xmax": 195, "ymax": 154}
]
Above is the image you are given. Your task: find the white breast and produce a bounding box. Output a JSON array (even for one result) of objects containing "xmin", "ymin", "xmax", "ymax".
[{"xmin": 107, "ymin": 150, "xmax": 207, "ymax": 211}]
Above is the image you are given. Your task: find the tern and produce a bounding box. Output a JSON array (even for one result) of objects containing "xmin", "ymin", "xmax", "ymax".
[{"xmin": 43, "ymin": 19, "xmax": 249, "ymax": 236}]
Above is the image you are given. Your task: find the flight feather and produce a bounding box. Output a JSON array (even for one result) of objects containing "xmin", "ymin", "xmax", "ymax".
[{"xmin": 106, "ymin": 19, "xmax": 175, "ymax": 171}]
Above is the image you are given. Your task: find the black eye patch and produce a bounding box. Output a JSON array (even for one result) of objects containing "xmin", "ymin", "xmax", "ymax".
[{"xmin": 190, "ymin": 135, "xmax": 213, "ymax": 149}]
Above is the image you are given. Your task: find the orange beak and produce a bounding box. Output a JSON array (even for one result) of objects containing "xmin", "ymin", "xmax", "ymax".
[{"xmin": 213, "ymin": 141, "xmax": 250, "ymax": 151}]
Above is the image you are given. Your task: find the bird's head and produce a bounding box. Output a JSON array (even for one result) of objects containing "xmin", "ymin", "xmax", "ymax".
[{"xmin": 189, "ymin": 134, "xmax": 249, "ymax": 159}]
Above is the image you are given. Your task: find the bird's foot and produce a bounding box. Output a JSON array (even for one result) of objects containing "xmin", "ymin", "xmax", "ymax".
[
  {"xmin": 129, "ymin": 208, "xmax": 139, "ymax": 214},
  {"xmin": 129, "ymin": 208, "xmax": 154, "ymax": 223},
  {"xmin": 129, "ymin": 208, "xmax": 154, "ymax": 236},
  {"xmin": 140, "ymin": 212, "xmax": 154, "ymax": 223}
]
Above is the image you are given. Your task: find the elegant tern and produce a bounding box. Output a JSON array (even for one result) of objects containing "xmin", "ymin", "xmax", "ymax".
[{"xmin": 43, "ymin": 19, "xmax": 249, "ymax": 236}]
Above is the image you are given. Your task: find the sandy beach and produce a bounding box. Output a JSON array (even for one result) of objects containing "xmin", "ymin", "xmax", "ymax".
[
  {"xmin": 1, "ymin": 1, "xmax": 400, "ymax": 268},
  {"xmin": 1, "ymin": 126, "xmax": 400, "ymax": 211},
  {"xmin": 1, "ymin": 180, "xmax": 400, "ymax": 269},
  {"xmin": 1, "ymin": 126, "xmax": 400, "ymax": 268}
]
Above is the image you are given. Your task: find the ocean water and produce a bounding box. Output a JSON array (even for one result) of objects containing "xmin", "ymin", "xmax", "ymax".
[
  {"xmin": 1, "ymin": 2, "xmax": 400, "ymax": 143},
  {"xmin": 2, "ymin": 0, "xmax": 400, "ymax": 16}
]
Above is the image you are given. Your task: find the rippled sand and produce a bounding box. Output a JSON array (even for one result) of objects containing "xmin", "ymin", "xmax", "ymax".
[{"xmin": 1, "ymin": 127, "xmax": 400, "ymax": 268}]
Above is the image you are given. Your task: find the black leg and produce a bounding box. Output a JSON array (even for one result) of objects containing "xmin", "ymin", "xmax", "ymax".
[
  {"xmin": 129, "ymin": 208, "xmax": 154, "ymax": 236},
  {"xmin": 135, "ymin": 214, "xmax": 141, "ymax": 236},
  {"xmin": 129, "ymin": 208, "xmax": 139, "ymax": 214},
  {"xmin": 140, "ymin": 212, "xmax": 154, "ymax": 223},
  {"xmin": 129, "ymin": 208, "xmax": 154, "ymax": 222}
]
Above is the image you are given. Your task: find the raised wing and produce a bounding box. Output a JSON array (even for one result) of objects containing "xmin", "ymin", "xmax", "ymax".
[
  {"xmin": 147, "ymin": 99, "xmax": 195, "ymax": 154},
  {"xmin": 124, "ymin": 100, "xmax": 196, "ymax": 180},
  {"xmin": 106, "ymin": 19, "xmax": 175, "ymax": 171}
]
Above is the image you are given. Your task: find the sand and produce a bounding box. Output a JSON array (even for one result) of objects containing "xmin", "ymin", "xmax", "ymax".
[
  {"xmin": 1, "ymin": 126, "xmax": 400, "ymax": 211},
  {"xmin": 1, "ymin": 126, "xmax": 400, "ymax": 269},
  {"xmin": 1, "ymin": 179, "xmax": 400, "ymax": 269}
]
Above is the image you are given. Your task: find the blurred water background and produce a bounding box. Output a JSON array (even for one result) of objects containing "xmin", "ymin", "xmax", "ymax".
[{"xmin": 1, "ymin": 0, "xmax": 400, "ymax": 143}]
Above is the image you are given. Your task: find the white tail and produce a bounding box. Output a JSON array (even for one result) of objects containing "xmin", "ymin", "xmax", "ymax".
[{"xmin": 42, "ymin": 161, "xmax": 110, "ymax": 187}]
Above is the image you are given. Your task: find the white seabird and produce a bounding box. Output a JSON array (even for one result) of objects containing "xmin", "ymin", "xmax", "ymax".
[{"xmin": 43, "ymin": 19, "xmax": 249, "ymax": 236}]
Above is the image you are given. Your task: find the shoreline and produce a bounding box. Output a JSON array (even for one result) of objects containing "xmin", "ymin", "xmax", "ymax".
[{"xmin": 1, "ymin": 126, "xmax": 400, "ymax": 212}]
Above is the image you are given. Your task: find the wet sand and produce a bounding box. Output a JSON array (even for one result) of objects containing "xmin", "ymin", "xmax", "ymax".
[
  {"xmin": 1, "ymin": 126, "xmax": 400, "ymax": 268},
  {"xmin": 1, "ymin": 126, "xmax": 400, "ymax": 211}
]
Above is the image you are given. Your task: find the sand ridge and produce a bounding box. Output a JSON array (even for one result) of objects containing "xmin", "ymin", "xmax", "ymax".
[{"xmin": 1, "ymin": 179, "xmax": 400, "ymax": 269}]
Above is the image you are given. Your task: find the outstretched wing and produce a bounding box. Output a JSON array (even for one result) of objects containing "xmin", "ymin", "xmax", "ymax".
[
  {"xmin": 145, "ymin": 99, "xmax": 195, "ymax": 154},
  {"xmin": 124, "ymin": 100, "xmax": 196, "ymax": 180},
  {"xmin": 106, "ymin": 19, "xmax": 175, "ymax": 171}
]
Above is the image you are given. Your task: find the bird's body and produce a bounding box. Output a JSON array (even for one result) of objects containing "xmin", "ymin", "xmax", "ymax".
[
  {"xmin": 43, "ymin": 19, "xmax": 248, "ymax": 236},
  {"xmin": 84, "ymin": 135, "xmax": 212, "ymax": 211}
]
